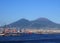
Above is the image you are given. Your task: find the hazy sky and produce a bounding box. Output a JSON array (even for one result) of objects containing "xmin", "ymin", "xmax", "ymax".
[{"xmin": 0, "ymin": 0, "xmax": 60, "ymax": 26}]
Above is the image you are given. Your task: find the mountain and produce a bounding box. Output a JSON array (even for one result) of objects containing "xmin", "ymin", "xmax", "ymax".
[
  {"xmin": 3, "ymin": 18, "xmax": 60, "ymax": 29},
  {"xmin": 3, "ymin": 18, "xmax": 31, "ymax": 28},
  {"xmin": 29, "ymin": 18, "xmax": 60, "ymax": 29}
]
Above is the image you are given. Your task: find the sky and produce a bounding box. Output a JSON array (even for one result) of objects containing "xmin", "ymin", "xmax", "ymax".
[{"xmin": 0, "ymin": 0, "xmax": 60, "ymax": 26}]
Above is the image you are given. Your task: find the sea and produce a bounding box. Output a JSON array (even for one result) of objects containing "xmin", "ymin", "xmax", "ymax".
[{"xmin": 0, "ymin": 33, "xmax": 60, "ymax": 43}]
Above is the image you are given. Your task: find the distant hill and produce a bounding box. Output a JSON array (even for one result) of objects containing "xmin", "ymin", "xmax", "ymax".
[{"xmin": 3, "ymin": 18, "xmax": 60, "ymax": 29}]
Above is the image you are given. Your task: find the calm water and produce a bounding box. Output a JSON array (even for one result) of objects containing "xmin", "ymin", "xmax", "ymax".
[{"xmin": 0, "ymin": 33, "xmax": 60, "ymax": 43}]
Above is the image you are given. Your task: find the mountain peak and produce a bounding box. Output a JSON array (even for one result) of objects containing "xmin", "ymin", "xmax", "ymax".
[
  {"xmin": 18, "ymin": 18, "xmax": 29, "ymax": 22},
  {"xmin": 3, "ymin": 17, "xmax": 60, "ymax": 29},
  {"xmin": 35, "ymin": 17, "xmax": 50, "ymax": 22},
  {"xmin": 20, "ymin": 18, "xmax": 27, "ymax": 20}
]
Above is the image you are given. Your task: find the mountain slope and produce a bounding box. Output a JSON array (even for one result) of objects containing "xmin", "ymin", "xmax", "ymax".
[
  {"xmin": 3, "ymin": 18, "xmax": 60, "ymax": 29},
  {"xmin": 29, "ymin": 18, "xmax": 60, "ymax": 29},
  {"xmin": 4, "ymin": 18, "xmax": 31, "ymax": 28}
]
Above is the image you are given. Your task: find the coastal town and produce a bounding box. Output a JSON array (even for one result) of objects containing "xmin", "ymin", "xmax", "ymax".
[{"xmin": 0, "ymin": 28, "xmax": 60, "ymax": 36}]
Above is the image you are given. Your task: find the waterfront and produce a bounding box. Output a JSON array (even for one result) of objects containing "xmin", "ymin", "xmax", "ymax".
[
  {"xmin": 1, "ymin": 28, "xmax": 60, "ymax": 36},
  {"xmin": 0, "ymin": 33, "xmax": 60, "ymax": 43}
]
